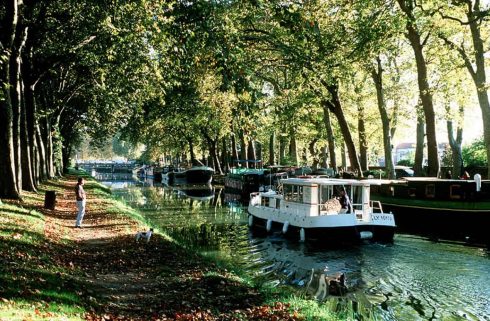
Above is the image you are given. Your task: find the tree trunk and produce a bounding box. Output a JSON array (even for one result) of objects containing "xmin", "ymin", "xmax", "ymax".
[
  {"xmin": 62, "ymin": 145, "xmax": 71, "ymax": 174},
  {"xmin": 20, "ymin": 80, "xmax": 36, "ymax": 191},
  {"xmin": 357, "ymin": 102, "xmax": 368, "ymax": 172},
  {"xmin": 309, "ymin": 139, "xmax": 319, "ymax": 170},
  {"xmin": 372, "ymin": 57, "xmax": 395, "ymax": 179},
  {"xmin": 341, "ymin": 143, "xmax": 347, "ymax": 171},
  {"xmin": 398, "ymin": 0, "xmax": 439, "ymax": 177},
  {"xmin": 269, "ymin": 132, "xmax": 275, "ymax": 166},
  {"xmin": 447, "ymin": 118, "xmax": 463, "ymax": 179},
  {"xmin": 202, "ymin": 132, "xmax": 222, "ymax": 174},
  {"xmin": 231, "ymin": 133, "xmax": 239, "ymax": 165},
  {"xmin": 0, "ymin": 73, "xmax": 20, "ymax": 197},
  {"xmin": 239, "ymin": 131, "xmax": 248, "ymax": 168},
  {"xmin": 54, "ymin": 130, "xmax": 63, "ymax": 176},
  {"xmin": 408, "ymin": 30, "xmax": 439, "ymax": 177},
  {"xmin": 35, "ymin": 124, "xmax": 48, "ymax": 181},
  {"xmin": 209, "ymin": 139, "xmax": 222, "ymax": 175},
  {"xmin": 322, "ymin": 106, "xmax": 337, "ymax": 169},
  {"xmin": 321, "ymin": 145, "xmax": 328, "ymax": 168},
  {"xmin": 289, "ymin": 133, "xmax": 298, "ymax": 166},
  {"xmin": 389, "ymin": 57, "xmax": 401, "ymax": 140},
  {"xmin": 477, "ymin": 93, "xmax": 490, "ymax": 178},
  {"xmin": 247, "ymin": 137, "xmax": 256, "ymax": 168},
  {"xmin": 23, "ymin": 63, "xmax": 38, "ymax": 188},
  {"xmin": 0, "ymin": 0, "xmax": 21, "ymax": 198},
  {"xmin": 10, "ymin": 22, "xmax": 27, "ymax": 193},
  {"xmin": 256, "ymin": 141, "xmax": 262, "ymax": 165},
  {"xmin": 44, "ymin": 117, "xmax": 55, "ymax": 178},
  {"xmin": 323, "ymin": 81, "xmax": 362, "ymax": 176},
  {"xmin": 279, "ymin": 134, "xmax": 287, "ymax": 165},
  {"xmin": 221, "ymin": 137, "xmax": 229, "ymax": 173},
  {"xmin": 467, "ymin": 4, "xmax": 490, "ymax": 178},
  {"xmin": 188, "ymin": 139, "xmax": 196, "ymax": 166},
  {"xmin": 414, "ymin": 113, "xmax": 425, "ymax": 176}
]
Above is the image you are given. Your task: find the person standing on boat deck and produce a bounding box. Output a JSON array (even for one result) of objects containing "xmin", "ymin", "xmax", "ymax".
[
  {"xmin": 339, "ymin": 190, "xmax": 351, "ymax": 213},
  {"xmin": 445, "ymin": 171, "xmax": 452, "ymax": 179},
  {"xmin": 461, "ymin": 171, "xmax": 470, "ymax": 180},
  {"xmin": 75, "ymin": 177, "xmax": 87, "ymax": 228}
]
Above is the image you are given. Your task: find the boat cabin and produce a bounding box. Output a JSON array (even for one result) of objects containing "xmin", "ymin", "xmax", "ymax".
[{"xmin": 254, "ymin": 178, "xmax": 383, "ymax": 220}]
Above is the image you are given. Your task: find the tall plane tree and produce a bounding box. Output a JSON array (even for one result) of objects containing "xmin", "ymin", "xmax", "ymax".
[
  {"xmin": 1, "ymin": 0, "xmax": 22, "ymax": 198},
  {"xmin": 437, "ymin": 0, "xmax": 490, "ymax": 177},
  {"xmin": 397, "ymin": 0, "xmax": 440, "ymax": 177}
]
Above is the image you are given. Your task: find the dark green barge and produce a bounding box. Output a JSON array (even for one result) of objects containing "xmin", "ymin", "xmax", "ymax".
[{"xmin": 370, "ymin": 177, "xmax": 490, "ymax": 244}]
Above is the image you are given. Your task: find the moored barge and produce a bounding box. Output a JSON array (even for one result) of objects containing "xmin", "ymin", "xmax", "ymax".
[{"xmin": 370, "ymin": 176, "xmax": 490, "ymax": 243}]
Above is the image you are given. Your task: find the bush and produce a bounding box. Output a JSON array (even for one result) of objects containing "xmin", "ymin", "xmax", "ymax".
[
  {"xmin": 440, "ymin": 145, "xmax": 453, "ymax": 167},
  {"xmin": 462, "ymin": 137, "xmax": 488, "ymax": 168},
  {"xmin": 363, "ymin": 169, "xmax": 386, "ymax": 178},
  {"xmin": 396, "ymin": 159, "xmax": 414, "ymax": 167}
]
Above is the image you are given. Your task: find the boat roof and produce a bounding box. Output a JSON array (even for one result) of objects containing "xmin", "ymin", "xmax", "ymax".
[
  {"xmin": 401, "ymin": 177, "xmax": 483, "ymax": 182},
  {"xmin": 188, "ymin": 166, "xmax": 214, "ymax": 172},
  {"xmin": 281, "ymin": 177, "xmax": 381, "ymax": 187},
  {"xmin": 229, "ymin": 168, "xmax": 264, "ymax": 175},
  {"xmin": 233, "ymin": 159, "xmax": 262, "ymax": 163},
  {"xmin": 363, "ymin": 177, "xmax": 490, "ymax": 185}
]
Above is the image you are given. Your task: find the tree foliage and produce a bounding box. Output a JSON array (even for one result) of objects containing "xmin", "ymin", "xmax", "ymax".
[
  {"xmin": 1, "ymin": 0, "xmax": 490, "ymax": 198},
  {"xmin": 463, "ymin": 137, "xmax": 488, "ymax": 168}
]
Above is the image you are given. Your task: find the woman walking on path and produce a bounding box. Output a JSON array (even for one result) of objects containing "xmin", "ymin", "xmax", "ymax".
[{"xmin": 75, "ymin": 177, "xmax": 86, "ymax": 228}]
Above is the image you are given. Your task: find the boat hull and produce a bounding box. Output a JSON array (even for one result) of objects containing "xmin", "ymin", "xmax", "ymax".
[
  {"xmin": 378, "ymin": 200, "xmax": 490, "ymax": 244},
  {"xmin": 224, "ymin": 171, "xmax": 264, "ymax": 203},
  {"xmin": 248, "ymin": 214, "xmax": 394, "ymax": 242},
  {"xmin": 165, "ymin": 167, "xmax": 213, "ymax": 185},
  {"xmin": 248, "ymin": 204, "xmax": 395, "ymax": 243},
  {"xmin": 164, "ymin": 172, "xmax": 186, "ymax": 185},
  {"xmin": 186, "ymin": 169, "xmax": 213, "ymax": 184},
  {"xmin": 370, "ymin": 178, "xmax": 490, "ymax": 244}
]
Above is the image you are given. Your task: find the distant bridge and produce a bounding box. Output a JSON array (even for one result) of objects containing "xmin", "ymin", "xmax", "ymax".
[{"xmin": 76, "ymin": 161, "xmax": 136, "ymax": 173}]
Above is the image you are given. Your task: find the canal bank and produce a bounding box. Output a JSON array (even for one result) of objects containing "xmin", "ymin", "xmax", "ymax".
[
  {"xmin": 0, "ymin": 171, "xmax": 340, "ymax": 321},
  {"xmin": 108, "ymin": 174, "xmax": 490, "ymax": 321}
]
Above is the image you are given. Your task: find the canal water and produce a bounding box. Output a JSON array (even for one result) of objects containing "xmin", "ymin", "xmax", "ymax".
[{"xmin": 97, "ymin": 174, "xmax": 490, "ymax": 321}]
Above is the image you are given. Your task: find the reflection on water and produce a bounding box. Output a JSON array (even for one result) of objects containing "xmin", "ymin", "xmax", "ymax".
[{"xmin": 98, "ymin": 174, "xmax": 490, "ymax": 321}]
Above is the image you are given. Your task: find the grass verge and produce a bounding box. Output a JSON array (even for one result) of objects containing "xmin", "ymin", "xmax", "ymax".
[
  {"xmin": 0, "ymin": 202, "xmax": 85, "ymax": 320},
  {"xmin": 0, "ymin": 170, "xmax": 344, "ymax": 320}
]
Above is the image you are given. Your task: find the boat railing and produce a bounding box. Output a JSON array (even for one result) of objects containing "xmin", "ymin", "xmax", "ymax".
[
  {"xmin": 370, "ymin": 200, "xmax": 383, "ymax": 213},
  {"xmin": 349, "ymin": 203, "xmax": 361, "ymax": 218}
]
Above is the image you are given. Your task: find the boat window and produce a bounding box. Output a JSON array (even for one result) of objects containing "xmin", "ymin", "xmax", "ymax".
[
  {"xmin": 261, "ymin": 197, "xmax": 270, "ymax": 207},
  {"xmin": 352, "ymin": 186, "xmax": 362, "ymax": 205},
  {"xmin": 320, "ymin": 185, "xmax": 332, "ymax": 203},
  {"xmin": 276, "ymin": 199, "xmax": 281, "ymax": 209},
  {"xmin": 409, "ymin": 188, "xmax": 416, "ymax": 197},
  {"xmin": 450, "ymin": 184, "xmax": 462, "ymax": 199},
  {"xmin": 284, "ymin": 184, "xmax": 304, "ymax": 203},
  {"xmin": 297, "ymin": 186, "xmax": 304, "ymax": 202},
  {"xmin": 425, "ymin": 184, "xmax": 435, "ymax": 198},
  {"xmin": 284, "ymin": 184, "xmax": 293, "ymax": 201}
]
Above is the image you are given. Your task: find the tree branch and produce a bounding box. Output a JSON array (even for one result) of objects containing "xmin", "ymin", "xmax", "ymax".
[
  {"xmin": 438, "ymin": 34, "xmax": 476, "ymax": 81},
  {"xmin": 70, "ymin": 35, "xmax": 96, "ymax": 53},
  {"xmin": 421, "ymin": 31, "xmax": 431, "ymax": 47}
]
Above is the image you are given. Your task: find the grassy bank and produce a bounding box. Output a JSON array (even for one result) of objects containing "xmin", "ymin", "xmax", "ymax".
[
  {"xmin": 0, "ymin": 172, "xmax": 343, "ymax": 320},
  {"xmin": 0, "ymin": 192, "xmax": 84, "ymax": 320}
]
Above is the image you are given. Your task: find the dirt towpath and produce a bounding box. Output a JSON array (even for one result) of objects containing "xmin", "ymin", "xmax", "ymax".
[{"xmin": 41, "ymin": 176, "xmax": 299, "ymax": 321}]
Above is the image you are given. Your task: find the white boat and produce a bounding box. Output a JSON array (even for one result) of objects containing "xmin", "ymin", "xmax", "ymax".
[{"xmin": 248, "ymin": 178, "xmax": 396, "ymax": 242}]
